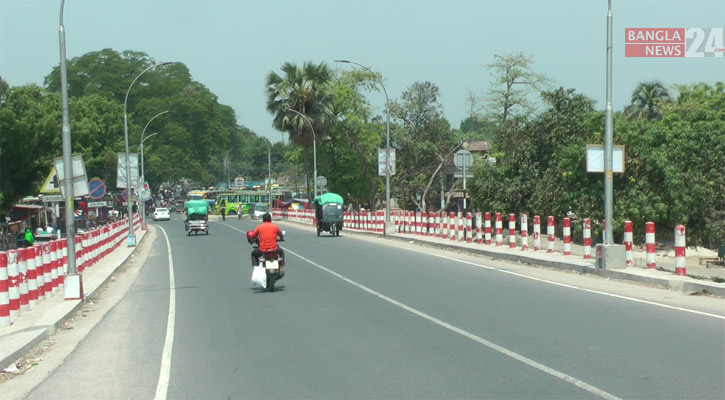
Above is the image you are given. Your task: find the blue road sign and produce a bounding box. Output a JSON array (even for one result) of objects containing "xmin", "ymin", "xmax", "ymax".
[{"xmin": 88, "ymin": 178, "xmax": 107, "ymax": 200}]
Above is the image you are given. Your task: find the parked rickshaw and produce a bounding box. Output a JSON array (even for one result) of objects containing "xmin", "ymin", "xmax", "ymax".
[
  {"xmin": 184, "ymin": 200, "xmax": 209, "ymax": 235},
  {"xmin": 312, "ymin": 193, "xmax": 344, "ymax": 237}
]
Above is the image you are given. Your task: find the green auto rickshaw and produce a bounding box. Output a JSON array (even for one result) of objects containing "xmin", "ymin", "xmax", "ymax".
[{"xmin": 312, "ymin": 193, "xmax": 344, "ymax": 237}]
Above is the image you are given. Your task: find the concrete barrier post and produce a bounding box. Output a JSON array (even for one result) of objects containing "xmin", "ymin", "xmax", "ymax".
[
  {"xmin": 563, "ymin": 218, "xmax": 571, "ymax": 255},
  {"xmin": 646, "ymin": 222, "xmax": 656, "ymax": 269},
  {"xmin": 583, "ymin": 218, "xmax": 592, "ymax": 259},
  {"xmin": 50, "ymin": 241, "xmax": 59, "ymax": 290},
  {"xmin": 449, "ymin": 212, "xmax": 456, "ymax": 241},
  {"xmin": 475, "ymin": 212, "xmax": 483, "ymax": 244},
  {"xmin": 495, "ymin": 212, "xmax": 503, "ymax": 246},
  {"xmin": 508, "ymin": 213, "xmax": 516, "ymax": 248},
  {"xmin": 520, "ymin": 214, "xmax": 528, "ymax": 250},
  {"xmin": 0, "ymin": 252, "xmax": 9, "ymax": 327},
  {"xmin": 484, "ymin": 212, "xmax": 492, "ymax": 245},
  {"xmin": 442, "ymin": 213, "xmax": 449, "ymax": 240},
  {"xmin": 533, "ymin": 215, "xmax": 541, "ymax": 251},
  {"xmin": 7, "ymin": 250, "xmax": 19, "ymax": 319},
  {"xmin": 457, "ymin": 212, "xmax": 464, "ymax": 242},
  {"xmin": 41, "ymin": 243, "xmax": 52, "ymax": 298},
  {"xmin": 17, "ymin": 248, "xmax": 29, "ymax": 311},
  {"xmin": 34, "ymin": 245, "xmax": 45, "ymax": 299},
  {"xmin": 675, "ymin": 225, "xmax": 686, "ymax": 276},
  {"xmin": 466, "ymin": 212, "xmax": 473, "ymax": 243},
  {"xmin": 547, "ymin": 216, "xmax": 555, "ymax": 253},
  {"xmin": 27, "ymin": 246, "xmax": 38, "ymax": 306},
  {"xmin": 624, "ymin": 220, "xmax": 633, "ymax": 267}
]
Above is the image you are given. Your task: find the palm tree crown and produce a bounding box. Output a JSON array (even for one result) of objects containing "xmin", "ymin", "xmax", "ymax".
[{"xmin": 625, "ymin": 80, "xmax": 672, "ymax": 121}]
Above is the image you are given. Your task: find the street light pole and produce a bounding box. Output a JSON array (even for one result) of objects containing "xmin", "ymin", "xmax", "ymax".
[
  {"xmin": 604, "ymin": 0, "xmax": 614, "ymax": 246},
  {"xmin": 58, "ymin": 0, "xmax": 77, "ymax": 280},
  {"xmin": 285, "ymin": 108, "xmax": 317, "ymax": 199},
  {"xmin": 138, "ymin": 110, "xmax": 170, "ymax": 226},
  {"xmin": 123, "ymin": 62, "xmax": 172, "ymax": 246},
  {"xmin": 263, "ymin": 138, "xmax": 272, "ymax": 212},
  {"xmin": 334, "ymin": 60, "xmax": 391, "ymax": 232}
]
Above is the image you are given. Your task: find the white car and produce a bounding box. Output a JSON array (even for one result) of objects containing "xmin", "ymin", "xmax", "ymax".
[
  {"xmin": 153, "ymin": 207, "xmax": 171, "ymax": 221},
  {"xmin": 251, "ymin": 203, "xmax": 268, "ymax": 220}
]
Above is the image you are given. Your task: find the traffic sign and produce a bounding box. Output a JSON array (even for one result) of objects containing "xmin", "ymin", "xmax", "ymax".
[
  {"xmin": 40, "ymin": 169, "xmax": 61, "ymax": 194},
  {"xmin": 121, "ymin": 189, "xmax": 128, "ymax": 201},
  {"xmin": 88, "ymin": 178, "xmax": 107, "ymax": 200}
]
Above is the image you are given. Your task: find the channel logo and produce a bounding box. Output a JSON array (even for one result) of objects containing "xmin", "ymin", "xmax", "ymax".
[{"xmin": 625, "ymin": 28, "xmax": 724, "ymax": 57}]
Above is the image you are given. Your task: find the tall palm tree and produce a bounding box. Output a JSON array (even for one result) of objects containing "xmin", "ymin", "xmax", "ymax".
[
  {"xmin": 625, "ymin": 80, "xmax": 672, "ymax": 121},
  {"xmin": 266, "ymin": 62, "xmax": 334, "ymax": 201}
]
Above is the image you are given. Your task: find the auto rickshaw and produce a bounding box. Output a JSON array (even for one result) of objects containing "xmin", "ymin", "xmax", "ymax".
[
  {"xmin": 184, "ymin": 200, "xmax": 209, "ymax": 235},
  {"xmin": 312, "ymin": 193, "xmax": 344, "ymax": 237}
]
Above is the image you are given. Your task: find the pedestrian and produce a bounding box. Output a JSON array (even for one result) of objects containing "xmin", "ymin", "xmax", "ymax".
[
  {"xmin": 24, "ymin": 228, "xmax": 34, "ymax": 247},
  {"xmin": 220, "ymin": 200, "xmax": 226, "ymax": 221}
]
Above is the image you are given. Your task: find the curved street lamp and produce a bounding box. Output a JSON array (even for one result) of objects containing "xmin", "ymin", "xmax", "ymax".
[
  {"xmin": 137, "ymin": 110, "xmax": 170, "ymax": 226},
  {"xmin": 334, "ymin": 59, "xmax": 391, "ymax": 232},
  {"xmin": 284, "ymin": 108, "xmax": 317, "ymax": 199},
  {"xmin": 123, "ymin": 62, "xmax": 173, "ymax": 246}
]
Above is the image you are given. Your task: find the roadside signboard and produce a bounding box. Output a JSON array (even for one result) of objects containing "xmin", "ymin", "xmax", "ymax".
[
  {"xmin": 378, "ymin": 148, "xmax": 396, "ymax": 176},
  {"xmin": 88, "ymin": 201, "xmax": 107, "ymax": 208},
  {"xmin": 41, "ymin": 194, "xmax": 63, "ymax": 202},
  {"xmin": 40, "ymin": 169, "xmax": 61, "ymax": 194}
]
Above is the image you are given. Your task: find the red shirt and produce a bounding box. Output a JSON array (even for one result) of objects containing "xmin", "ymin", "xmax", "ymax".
[{"xmin": 254, "ymin": 222, "xmax": 282, "ymax": 252}]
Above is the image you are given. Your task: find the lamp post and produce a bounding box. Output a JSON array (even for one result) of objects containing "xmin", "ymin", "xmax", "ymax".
[
  {"xmin": 284, "ymin": 108, "xmax": 317, "ymax": 199},
  {"xmin": 138, "ymin": 110, "xmax": 170, "ymax": 226},
  {"xmin": 263, "ymin": 138, "xmax": 272, "ymax": 212},
  {"xmin": 58, "ymin": 0, "xmax": 78, "ymax": 285},
  {"xmin": 123, "ymin": 62, "xmax": 172, "ymax": 246},
  {"xmin": 334, "ymin": 59, "xmax": 391, "ymax": 232}
]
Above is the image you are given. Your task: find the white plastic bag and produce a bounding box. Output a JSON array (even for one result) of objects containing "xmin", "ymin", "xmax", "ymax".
[{"xmin": 252, "ymin": 265, "xmax": 267, "ymax": 288}]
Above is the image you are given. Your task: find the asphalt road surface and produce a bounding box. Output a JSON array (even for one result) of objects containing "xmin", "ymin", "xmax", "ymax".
[{"xmin": 15, "ymin": 214, "xmax": 725, "ymax": 399}]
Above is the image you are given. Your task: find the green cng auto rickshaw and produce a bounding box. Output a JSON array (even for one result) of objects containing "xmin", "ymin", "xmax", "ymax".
[
  {"xmin": 312, "ymin": 193, "xmax": 344, "ymax": 237},
  {"xmin": 184, "ymin": 199, "xmax": 209, "ymax": 235}
]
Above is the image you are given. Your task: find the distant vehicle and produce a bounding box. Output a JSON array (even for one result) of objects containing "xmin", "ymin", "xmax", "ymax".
[
  {"xmin": 251, "ymin": 203, "xmax": 268, "ymax": 220},
  {"xmin": 153, "ymin": 207, "xmax": 171, "ymax": 221}
]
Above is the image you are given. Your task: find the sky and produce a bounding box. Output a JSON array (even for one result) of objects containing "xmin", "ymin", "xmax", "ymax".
[{"xmin": 1, "ymin": 0, "xmax": 723, "ymax": 143}]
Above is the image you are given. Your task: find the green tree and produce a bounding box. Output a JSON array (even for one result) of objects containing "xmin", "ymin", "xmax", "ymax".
[
  {"xmin": 390, "ymin": 81, "xmax": 458, "ymax": 211},
  {"xmin": 0, "ymin": 85, "xmax": 61, "ymax": 210},
  {"xmin": 625, "ymin": 80, "xmax": 672, "ymax": 121},
  {"xmin": 265, "ymin": 62, "xmax": 335, "ymax": 201},
  {"xmin": 485, "ymin": 52, "xmax": 550, "ymax": 123}
]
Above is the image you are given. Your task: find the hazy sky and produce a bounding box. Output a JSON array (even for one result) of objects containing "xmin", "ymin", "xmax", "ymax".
[{"xmin": 1, "ymin": 0, "xmax": 723, "ymax": 143}]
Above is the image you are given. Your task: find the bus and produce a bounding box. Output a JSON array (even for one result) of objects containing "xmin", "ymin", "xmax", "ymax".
[{"xmin": 214, "ymin": 190, "xmax": 273, "ymax": 216}]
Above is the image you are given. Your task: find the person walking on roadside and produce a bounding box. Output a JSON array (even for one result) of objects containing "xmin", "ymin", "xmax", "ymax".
[{"xmin": 220, "ymin": 200, "xmax": 226, "ymax": 221}]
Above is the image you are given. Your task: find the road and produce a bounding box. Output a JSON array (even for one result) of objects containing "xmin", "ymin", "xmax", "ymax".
[{"xmin": 14, "ymin": 213, "xmax": 725, "ymax": 399}]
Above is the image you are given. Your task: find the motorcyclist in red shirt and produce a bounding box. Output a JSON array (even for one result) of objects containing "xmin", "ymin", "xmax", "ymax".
[{"xmin": 248, "ymin": 213, "xmax": 285, "ymax": 277}]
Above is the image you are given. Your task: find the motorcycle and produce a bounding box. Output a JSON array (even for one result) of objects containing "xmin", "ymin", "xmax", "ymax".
[
  {"xmin": 250, "ymin": 231, "xmax": 286, "ymax": 292},
  {"xmin": 258, "ymin": 249, "xmax": 283, "ymax": 292}
]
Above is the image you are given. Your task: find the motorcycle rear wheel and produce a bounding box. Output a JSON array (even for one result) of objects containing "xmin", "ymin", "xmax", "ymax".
[{"xmin": 266, "ymin": 269, "xmax": 276, "ymax": 292}]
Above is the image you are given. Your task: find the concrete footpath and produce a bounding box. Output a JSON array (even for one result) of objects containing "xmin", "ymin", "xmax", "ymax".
[{"xmin": 0, "ymin": 228, "xmax": 147, "ymax": 373}]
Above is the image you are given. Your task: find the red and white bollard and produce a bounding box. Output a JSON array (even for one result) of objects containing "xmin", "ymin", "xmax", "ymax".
[
  {"xmin": 475, "ymin": 212, "xmax": 483, "ymax": 244},
  {"xmin": 495, "ymin": 213, "xmax": 503, "ymax": 246},
  {"xmin": 34, "ymin": 245, "xmax": 45, "ymax": 299},
  {"xmin": 675, "ymin": 225, "xmax": 686, "ymax": 276},
  {"xmin": 484, "ymin": 212, "xmax": 492, "ymax": 245},
  {"xmin": 533, "ymin": 216, "xmax": 541, "ymax": 251},
  {"xmin": 448, "ymin": 213, "xmax": 458, "ymax": 240},
  {"xmin": 455, "ymin": 212, "xmax": 463, "ymax": 242},
  {"xmin": 562, "ymin": 218, "xmax": 571, "ymax": 255},
  {"xmin": 466, "ymin": 213, "xmax": 473, "ymax": 243},
  {"xmin": 520, "ymin": 214, "xmax": 528, "ymax": 250},
  {"xmin": 547, "ymin": 216, "xmax": 555, "ymax": 253},
  {"xmin": 18, "ymin": 248, "xmax": 29, "ymax": 311},
  {"xmin": 42, "ymin": 243, "xmax": 52, "ymax": 298},
  {"xmin": 27, "ymin": 246, "xmax": 38, "ymax": 307},
  {"xmin": 442, "ymin": 213, "xmax": 449, "ymax": 239},
  {"xmin": 435, "ymin": 212, "xmax": 441, "ymax": 237},
  {"xmin": 646, "ymin": 222, "xmax": 656, "ymax": 269},
  {"xmin": 623, "ymin": 220, "xmax": 633, "ymax": 267},
  {"xmin": 0, "ymin": 252, "xmax": 9, "ymax": 328},
  {"xmin": 583, "ymin": 218, "xmax": 592, "ymax": 259},
  {"xmin": 7, "ymin": 250, "xmax": 19, "ymax": 319},
  {"xmin": 427, "ymin": 212, "xmax": 433, "ymax": 236},
  {"xmin": 508, "ymin": 213, "xmax": 516, "ymax": 248}
]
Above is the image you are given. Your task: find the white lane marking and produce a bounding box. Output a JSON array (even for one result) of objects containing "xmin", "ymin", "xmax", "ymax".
[
  {"xmin": 284, "ymin": 248, "xmax": 622, "ymax": 400},
  {"xmin": 154, "ymin": 226, "xmax": 176, "ymax": 400},
  {"xmin": 428, "ymin": 253, "xmax": 725, "ymax": 320}
]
